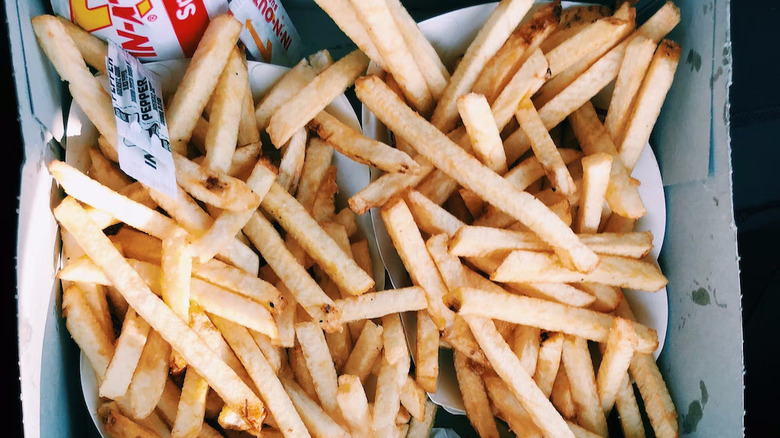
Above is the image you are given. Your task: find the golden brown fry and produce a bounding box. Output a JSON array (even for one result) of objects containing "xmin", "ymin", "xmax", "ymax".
[
  {"xmin": 166, "ymin": 15, "xmax": 243, "ymax": 154},
  {"xmin": 490, "ymin": 48, "xmax": 550, "ymax": 133},
  {"xmin": 337, "ymin": 374, "xmax": 372, "ymax": 436},
  {"xmin": 483, "ymin": 375, "xmax": 543, "ymax": 438},
  {"xmin": 430, "ymin": 0, "xmax": 535, "ymax": 132},
  {"xmin": 268, "ymin": 50, "xmax": 369, "ymax": 147},
  {"xmin": 358, "ymin": 75, "xmax": 599, "ymax": 273},
  {"xmin": 349, "ymin": 0, "xmax": 433, "ymax": 113},
  {"xmin": 562, "ymin": 335, "xmax": 608, "ymax": 437},
  {"xmin": 311, "ymin": 167, "xmax": 339, "ymax": 224},
  {"xmin": 618, "ymin": 40, "xmax": 681, "ymax": 171},
  {"xmin": 579, "ymin": 283, "xmax": 623, "ymax": 312},
  {"xmin": 598, "ymin": 317, "xmax": 638, "ymax": 414},
  {"xmin": 604, "ymin": 35, "xmax": 656, "ymax": 142},
  {"xmin": 551, "ymin": 366, "xmax": 577, "ymax": 420},
  {"xmin": 458, "ymin": 93, "xmax": 507, "ymax": 174},
  {"xmin": 575, "ymin": 152, "xmax": 613, "ymax": 233},
  {"xmin": 310, "ymin": 110, "xmax": 420, "ymax": 173},
  {"xmin": 380, "ymin": 197, "xmax": 455, "ymax": 329},
  {"xmin": 546, "ymin": 16, "xmax": 631, "ymax": 77},
  {"xmin": 447, "ymin": 287, "xmax": 658, "ymax": 354},
  {"xmin": 400, "ymin": 375, "xmax": 427, "ymax": 420},
  {"xmin": 492, "ymin": 250, "xmax": 667, "ymax": 292},
  {"xmin": 511, "ymin": 325, "xmax": 541, "ymax": 375},
  {"xmin": 416, "ymin": 310, "xmax": 440, "ymax": 394},
  {"xmin": 342, "ymin": 320, "xmax": 384, "ymax": 383},
  {"xmin": 171, "ymin": 368, "xmax": 209, "ymax": 438},
  {"xmin": 533, "ymin": 331, "xmax": 565, "ymax": 398},
  {"xmin": 62, "ymin": 284, "xmax": 115, "ymax": 381},
  {"xmin": 454, "ymin": 350, "xmax": 499, "ymax": 438}
]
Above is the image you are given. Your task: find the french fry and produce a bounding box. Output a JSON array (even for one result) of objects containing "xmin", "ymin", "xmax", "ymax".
[
  {"xmin": 255, "ymin": 59, "xmax": 317, "ymax": 130},
  {"xmin": 348, "ymin": 153, "xmax": 434, "ymax": 215},
  {"xmin": 296, "ymin": 138, "xmax": 335, "ymax": 212},
  {"xmin": 62, "ymin": 284, "xmax": 115, "ymax": 381},
  {"xmin": 311, "ymin": 167, "xmax": 339, "ymax": 224},
  {"xmin": 540, "ymin": 5, "xmax": 610, "ymax": 53},
  {"xmin": 359, "ymin": 75, "xmax": 599, "ymax": 273},
  {"xmin": 568, "ymin": 101, "xmax": 645, "ymax": 218},
  {"xmin": 447, "ymin": 286, "xmax": 658, "ymax": 353},
  {"xmin": 261, "ymin": 183, "xmax": 375, "ymax": 296},
  {"xmin": 242, "ymin": 212, "xmax": 339, "ymax": 330},
  {"xmin": 516, "ymin": 98, "xmax": 577, "ymax": 201},
  {"xmin": 229, "ymin": 142, "xmax": 262, "ymax": 179},
  {"xmin": 472, "ymin": 2, "xmax": 559, "ymax": 104},
  {"xmin": 400, "ymin": 375, "xmax": 427, "ymax": 421},
  {"xmin": 88, "ymin": 148, "xmax": 132, "ymax": 192},
  {"xmin": 404, "ymin": 189, "xmax": 465, "ymax": 237},
  {"xmin": 295, "ymin": 322, "xmax": 342, "ymax": 422},
  {"xmin": 204, "ymin": 47, "xmax": 246, "ymax": 173},
  {"xmin": 281, "ymin": 376, "xmax": 349, "ymax": 438},
  {"xmin": 442, "ymin": 316, "xmax": 490, "ymax": 368},
  {"xmin": 597, "ymin": 317, "xmax": 638, "ymax": 414},
  {"xmin": 562, "ymin": 335, "xmax": 608, "ymax": 436},
  {"xmin": 166, "ymin": 15, "xmax": 243, "ymax": 154},
  {"xmin": 53, "ymin": 196, "xmax": 267, "ymax": 430},
  {"xmin": 533, "ymin": 331, "xmax": 564, "ymax": 398},
  {"xmin": 161, "ymin": 228, "xmax": 192, "ymax": 332},
  {"xmin": 32, "ymin": 15, "xmax": 118, "ymax": 160},
  {"xmin": 342, "ymin": 320, "xmax": 384, "ymax": 383},
  {"xmin": 99, "ymin": 308, "xmax": 151, "ymax": 399},
  {"xmin": 171, "ymin": 368, "xmax": 209, "ymax": 438},
  {"xmin": 416, "ymin": 310, "xmax": 440, "ymax": 394},
  {"xmin": 268, "ymin": 50, "xmax": 369, "ymax": 147},
  {"xmin": 579, "ymin": 283, "xmax": 622, "ymax": 312},
  {"xmin": 406, "ymin": 399, "xmax": 437, "ymax": 438},
  {"xmin": 277, "ymin": 128, "xmax": 308, "ymax": 194},
  {"xmin": 511, "ymin": 325, "xmax": 541, "ymax": 375},
  {"xmin": 250, "ymin": 330, "xmax": 283, "ymax": 374},
  {"xmin": 385, "ymin": 0, "xmax": 450, "ymax": 98},
  {"xmin": 546, "ymin": 16, "xmax": 631, "ymax": 77},
  {"xmin": 311, "ymin": 0, "xmax": 385, "ymax": 69},
  {"xmin": 614, "ymin": 297, "xmax": 679, "ymax": 438},
  {"xmin": 450, "ymin": 226, "xmax": 653, "ymax": 259},
  {"xmin": 492, "ymin": 250, "xmax": 667, "ymax": 291},
  {"xmin": 483, "ymin": 375, "xmax": 543, "ymax": 438},
  {"xmin": 507, "ymin": 282, "xmax": 596, "ymax": 308},
  {"xmin": 380, "ymin": 197, "xmax": 455, "ymax": 329},
  {"xmin": 289, "ymin": 342, "xmax": 319, "ymax": 403},
  {"xmin": 618, "ymin": 40, "xmax": 681, "ymax": 171},
  {"xmin": 430, "ymin": 0, "xmax": 535, "ymax": 132},
  {"xmin": 57, "ymin": 15, "xmax": 108, "ymax": 73},
  {"xmin": 604, "ymin": 35, "xmax": 656, "ymax": 142},
  {"xmin": 381, "ymin": 313, "xmax": 409, "ymax": 366},
  {"xmin": 334, "ymin": 287, "xmax": 427, "ymax": 323},
  {"xmin": 567, "ymin": 421, "xmax": 604, "ymax": 438},
  {"xmin": 309, "ymin": 110, "xmax": 419, "ymax": 173},
  {"xmin": 603, "ymin": 212, "xmax": 637, "ymax": 233},
  {"xmin": 551, "ymin": 366, "xmax": 577, "ymax": 419},
  {"xmin": 349, "ymin": 0, "xmax": 433, "ymax": 114},
  {"xmin": 172, "ymin": 153, "xmax": 261, "ymax": 212},
  {"xmin": 211, "ymin": 315, "xmax": 309, "ymax": 438},
  {"xmin": 490, "ymin": 48, "xmax": 550, "ymax": 135},
  {"xmin": 336, "ymin": 374, "xmax": 373, "ymax": 436},
  {"xmin": 575, "ymin": 152, "xmax": 613, "ymax": 233},
  {"xmin": 372, "ymin": 355, "xmax": 410, "ymax": 435},
  {"xmin": 465, "ymin": 316, "xmax": 574, "ymax": 437},
  {"xmin": 308, "ymin": 49, "xmax": 334, "ymax": 74},
  {"xmin": 98, "ymin": 402, "xmax": 160, "ymax": 438},
  {"xmin": 615, "ymin": 375, "xmax": 647, "ymax": 438},
  {"xmin": 237, "ymin": 58, "xmax": 261, "ymax": 147},
  {"xmin": 126, "ymin": 329, "xmax": 171, "ymax": 419},
  {"xmin": 458, "ymin": 93, "xmax": 507, "ymax": 174},
  {"xmin": 336, "ymin": 208, "xmax": 359, "ymax": 239},
  {"xmin": 453, "ymin": 351, "xmax": 499, "ymax": 438}
]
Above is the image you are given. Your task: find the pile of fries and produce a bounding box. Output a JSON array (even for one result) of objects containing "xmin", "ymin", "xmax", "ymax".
[{"xmin": 32, "ymin": 0, "xmax": 683, "ymax": 437}]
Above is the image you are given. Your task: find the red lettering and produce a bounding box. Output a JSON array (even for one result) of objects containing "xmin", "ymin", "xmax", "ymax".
[
  {"xmin": 111, "ymin": 5, "xmax": 143, "ymax": 25},
  {"xmin": 116, "ymin": 29, "xmax": 156, "ymax": 56}
]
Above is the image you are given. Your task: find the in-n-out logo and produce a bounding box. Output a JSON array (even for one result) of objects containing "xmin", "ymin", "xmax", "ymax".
[
  {"xmin": 230, "ymin": 0, "xmax": 301, "ymax": 66},
  {"xmin": 69, "ymin": 0, "xmax": 158, "ymax": 58}
]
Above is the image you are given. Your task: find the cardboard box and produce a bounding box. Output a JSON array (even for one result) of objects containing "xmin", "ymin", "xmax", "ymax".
[{"xmin": 8, "ymin": 0, "xmax": 740, "ymax": 436}]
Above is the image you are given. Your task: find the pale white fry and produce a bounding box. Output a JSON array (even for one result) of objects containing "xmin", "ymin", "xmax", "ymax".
[
  {"xmin": 204, "ymin": 47, "xmax": 246, "ymax": 173},
  {"xmin": 295, "ymin": 321, "xmax": 342, "ymax": 422},
  {"xmin": 562, "ymin": 335, "xmax": 608, "ymax": 437},
  {"xmin": 100, "ymin": 309, "xmax": 151, "ymax": 399},
  {"xmin": 277, "ymin": 128, "xmax": 308, "ymax": 194},
  {"xmin": 126, "ymin": 329, "xmax": 171, "ymax": 419},
  {"xmin": 575, "ymin": 152, "xmax": 613, "ymax": 234},
  {"xmin": 255, "ymin": 58, "xmax": 316, "ymax": 131},
  {"xmin": 334, "ymin": 287, "xmax": 427, "ymax": 323}
]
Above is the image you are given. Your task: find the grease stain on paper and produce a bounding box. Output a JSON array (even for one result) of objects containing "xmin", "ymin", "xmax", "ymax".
[
  {"xmin": 692, "ymin": 287, "xmax": 711, "ymax": 306},
  {"xmin": 687, "ymin": 49, "xmax": 702, "ymax": 72},
  {"xmin": 682, "ymin": 381, "xmax": 709, "ymax": 434}
]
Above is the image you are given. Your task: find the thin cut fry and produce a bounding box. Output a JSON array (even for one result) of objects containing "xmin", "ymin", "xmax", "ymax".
[
  {"xmin": 483, "ymin": 375, "xmax": 543, "ymax": 438},
  {"xmin": 533, "ymin": 331, "xmax": 564, "ymax": 398},
  {"xmin": 309, "ymin": 48, "xmax": 334, "ymax": 73},
  {"xmin": 171, "ymin": 368, "xmax": 209, "ymax": 438},
  {"xmin": 277, "ymin": 128, "xmax": 308, "ymax": 193},
  {"xmin": 447, "ymin": 287, "xmax": 658, "ymax": 353},
  {"xmin": 372, "ymin": 355, "xmax": 410, "ymax": 435},
  {"xmin": 458, "ymin": 93, "xmax": 507, "ymax": 174},
  {"xmin": 618, "ymin": 40, "xmax": 681, "ymax": 171},
  {"xmin": 100, "ymin": 309, "xmax": 151, "ymax": 399},
  {"xmin": 337, "ymin": 374, "xmax": 372, "ymax": 437},
  {"xmin": 490, "ymin": 48, "xmax": 550, "ymax": 133},
  {"xmin": 98, "ymin": 402, "xmax": 159, "ymax": 438},
  {"xmin": 237, "ymin": 59, "xmax": 261, "ymax": 147},
  {"xmin": 204, "ymin": 47, "xmax": 246, "ymax": 173},
  {"xmin": 430, "ymin": 0, "xmax": 535, "ymax": 132},
  {"xmin": 309, "ymin": 110, "xmax": 420, "ymax": 173},
  {"xmin": 454, "ymin": 350, "xmax": 499, "ymax": 438},
  {"xmin": 295, "ymin": 321, "xmax": 342, "ymax": 422},
  {"xmin": 579, "ymin": 282, "xmax": 622, "ymax": 313},
  {"xmin": 173, "ymin": 152, "xmax": 261, "ymax": 212},
  {"xmin": 88, "ymin": 148, "xmax": 131, "ymax": 191},
  {"xmin": 261, "ymin": 183, "xmax": 375, "ymax": 296},
  {"xmin": 342, "ymin": 320, "xmax": 384, "ymax": 383},
  {"xmin": 126, "ymin": 329, "xmax": 171, "ymax": 419},
  {"xmin": 297, "ymin": 138, "xmax": 335, "ymax": 211},
  {"xmin": 546, "ymin": 17, "xmax": 631, "ymax": 77},
  {"xmin": 268, "ymin": 49, "xmax": 369, "ymax": 147},
  {"xmin": 335, "ymin": 287, "xmax": 427, "ymax": 323},
  {"xmin": 400, "ymin": 375, "xmax": 427, "ymax": 420},
  {"xmin": 166, "ymin": 15, "xmax": 243, "ymax": 154},
  {"xmin": 416, "ymin": 310, "xmax": 440, "ymax": 394},
  {"xmin": 282, "ymin": 376, "xmax": 349, "ymax": 438},
  {"xmin": 551, "ymin": 366, "xmax": 576, "ymax": 419},
  {"xmin": 615, "ymin": 375, "xmax": 647, "ymax": 438},
  {"xmin": 358, "ymin": 76, "xmax": 598, "ymax": 272},
  {"xmin": 349, "ymin": 0, "xmax": 433, "ymax": 113},
  {"xmin": 511, "ymin": 325, "xmax": 541, "ymax": 375},
  {"xmin": 464, "ymin": 316, "xmax": 574, "ymax": 437},
  {"xmin": 380, "ymin": 197, "xmax": 455, "ymax": 329},
  {"xmin": 604, "ymin": 35, "xmax": 656, "ymax": 142},
  {"xmin": 598, "ymin": 317, "xmax": 638, "ymax": 414},
  {"xmin": 492, "ymin": 250, "xmax": 667, "ymax": 292},
  {"xmin": 62, "ymin": 284, "xmax": 115, "ymax": 381},
  {"xmin": 54, "ymin": 198, "xmax": 266, "ymax": 430},
  {"xmin": 311, "ymin": 0, "xmax": 385, "ymax": 68},
  {"xmin": 381, "ymin": 313, "xmax": 408, "ymax": 366},
  {"xmin": 575, "ymin": 152, "xmax": 613, "ymax": 233},
  {"xmin": 57, "ymin": 15, "xmax": 108, "ymax": 73},
  {"xmin": 562, "ymin": 335, "xmax": 608, "ymax": 436},
  {"xmin": 406, "ymin": 400, "xmax": 437, "ymax": 438},
  {"xmin": 255, "ymin": 59, "xmax": 316, "ymax": 131}
]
